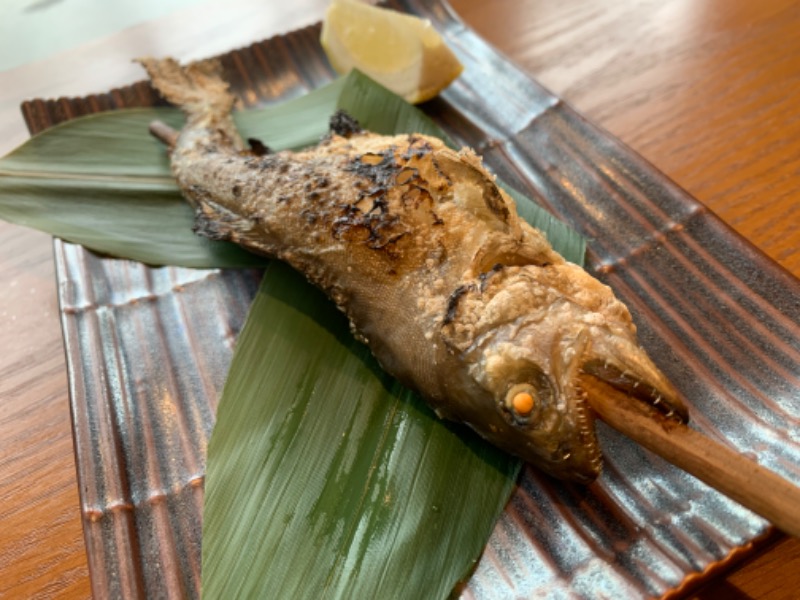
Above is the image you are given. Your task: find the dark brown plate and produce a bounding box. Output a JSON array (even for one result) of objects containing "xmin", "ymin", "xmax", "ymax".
[{"xmin": 22, "ymin": 0, "xmax": 799, "ymax": 598}]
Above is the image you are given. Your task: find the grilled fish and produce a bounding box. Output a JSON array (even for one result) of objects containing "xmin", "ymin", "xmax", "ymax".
[{"xmin": 140, "ymin": 57, "xmax": 687, "ymax": 482}]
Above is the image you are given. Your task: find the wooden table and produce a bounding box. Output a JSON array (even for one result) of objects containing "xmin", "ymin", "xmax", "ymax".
[{"xmin": 1, "ymin": 0, "xmax": 797, "ymax": 597}]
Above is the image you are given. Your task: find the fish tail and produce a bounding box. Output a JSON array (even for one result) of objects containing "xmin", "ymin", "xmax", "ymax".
[
  {"xmin": 138, "ymin": 57, "xmax": 238, "ymax": 124},
  {"xmin": 139, "ymin": 57, "xmax": 244, "ymax": 151}
]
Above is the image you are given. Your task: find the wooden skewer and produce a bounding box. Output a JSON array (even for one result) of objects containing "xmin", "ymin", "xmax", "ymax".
[
  {"xmin": 580, "ymin": 374, "xmax": 800, "ymax": 539},
  {"xmin": 149, "ymin": 120, "xmax": 179, "ymax": 148}
]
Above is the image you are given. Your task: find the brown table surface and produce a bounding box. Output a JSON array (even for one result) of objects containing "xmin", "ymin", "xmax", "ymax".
[{"xmin": 1, "ymin": 0, "xmax": 797, "ymax": 598}]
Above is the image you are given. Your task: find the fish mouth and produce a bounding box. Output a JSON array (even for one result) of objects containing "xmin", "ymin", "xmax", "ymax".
[
  {"xmin": 581, "ymin": 360, "xmax": 688, "ymax": 422},
  {"xmin": 539, "ymin": 329, "xmax": 687, "ymax": 482},
  {"xmin": 580, "ymin": 339, "xmax": 688, "ymax": 424}
]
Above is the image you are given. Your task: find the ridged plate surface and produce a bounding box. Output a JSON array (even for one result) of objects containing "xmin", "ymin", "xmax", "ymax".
[{"xmin": 21, "ymin": 0, "xmax": 799, "ymax": 598}]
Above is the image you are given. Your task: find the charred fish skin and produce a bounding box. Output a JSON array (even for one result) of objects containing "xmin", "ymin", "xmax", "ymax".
[{"xmin": 140, "ymin": 57, "xmax": 686, "ymax": 482}]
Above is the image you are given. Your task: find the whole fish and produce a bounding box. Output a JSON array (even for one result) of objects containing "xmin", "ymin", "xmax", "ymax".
[{"xmin": 140, "ymin": 57, "xmax": 687, "ymax": 482}]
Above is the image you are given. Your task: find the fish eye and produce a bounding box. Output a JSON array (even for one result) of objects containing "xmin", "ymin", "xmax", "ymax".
[
  {"xmin": 499, "ymin": 364, "xmax": 554, "ymax": 427},
  {"xmin": 503, "ymin": 383, "xmax": 539, "ymax": 425}
]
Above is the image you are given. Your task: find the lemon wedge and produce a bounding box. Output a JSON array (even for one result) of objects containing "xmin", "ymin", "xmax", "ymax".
[{"xmin": 320, "ymin": 0, "xmax": 463, "ymax": 104}]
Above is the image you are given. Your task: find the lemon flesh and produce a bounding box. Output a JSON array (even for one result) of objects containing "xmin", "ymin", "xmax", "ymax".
[{"xmin": 320, "ymin": 0, "xmax": 463, "ymax": 104}]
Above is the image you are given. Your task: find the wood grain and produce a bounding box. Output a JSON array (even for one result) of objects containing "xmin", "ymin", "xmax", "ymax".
[
  {"xmin": 0, "ymin": 0, "xmax": 797, "ymax": 597},
  {"xmin": 449, "ymin": 0, "xmax": 800, "ymax": 275},
  {"xmin": 0, "ymin": 224, "xmax": 91, "ymax": 599}
]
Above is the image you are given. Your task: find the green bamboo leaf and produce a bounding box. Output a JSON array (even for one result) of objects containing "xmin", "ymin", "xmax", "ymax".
[
  {"xmin": 203, "ymin": 262, "xmax": 520, "ymax": 599},
  {"xmin": 0, "ymin": 109, "xmax": 258, "ymax": 268},
  {"xmin": 336, "ymin": 70, "xmax": 445, "ymax": 137}
]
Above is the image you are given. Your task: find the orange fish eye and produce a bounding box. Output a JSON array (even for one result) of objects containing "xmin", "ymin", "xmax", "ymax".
[
  {"xmin": 505, "ymin": 384, "xmax": 538, "ymax": 420},
  {"xmin": 512, "ymin": 391, "xmax": 535, "ymax": 415}
]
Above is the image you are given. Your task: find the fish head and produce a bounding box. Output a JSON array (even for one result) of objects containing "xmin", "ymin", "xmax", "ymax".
[{"xmin": 444, "ymin": 263, "xmax": 686, "ymax": 482}]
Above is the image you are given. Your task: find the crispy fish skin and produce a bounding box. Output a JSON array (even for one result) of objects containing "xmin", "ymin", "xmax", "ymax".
[{"xmin": 140, "ymin": 57, "xmax": 686, "ymax": 482}]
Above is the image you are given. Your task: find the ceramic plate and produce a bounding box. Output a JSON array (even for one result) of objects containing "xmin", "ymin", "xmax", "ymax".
[{"xmin": 21, "ymin": 0, "xmax": 799, "ymax": 597}]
